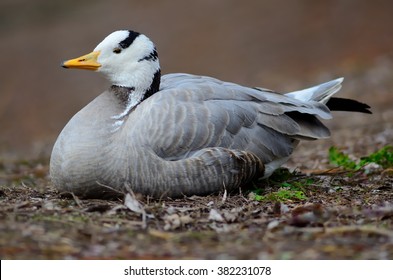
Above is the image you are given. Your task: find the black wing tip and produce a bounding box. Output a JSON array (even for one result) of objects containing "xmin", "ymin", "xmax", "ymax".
[{"xmin": 326, "ymin": 97, "xmax": 372, "ymax": 114}]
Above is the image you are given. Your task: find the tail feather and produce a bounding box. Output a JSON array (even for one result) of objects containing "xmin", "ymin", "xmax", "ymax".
[
  {"xmin": 285, "ymin": 77, "xmax": 371, "ymax": 114},
  {"xmin": 285, "ymin": 77, "xmax": 343, "ymax": 103},
  {"xmin": 326, "ymin": 97, "xmax": 372, "ymax": 114}
]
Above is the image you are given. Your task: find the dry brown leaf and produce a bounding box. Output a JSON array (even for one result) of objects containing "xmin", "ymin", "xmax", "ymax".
[{"xmin": 208, "ymin": 208, "xmax": 224, "ymax": 222}]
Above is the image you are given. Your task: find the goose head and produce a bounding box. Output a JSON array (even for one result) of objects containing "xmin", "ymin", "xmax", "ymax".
[{"xmin": 62, "ymin": 30, "xmax": 161, "ymax": 94}]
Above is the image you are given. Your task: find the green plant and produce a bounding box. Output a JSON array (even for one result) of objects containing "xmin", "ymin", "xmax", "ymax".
[
  {"xmin": 328, "ymin": 146, "xmax": 359, "ymax": 170},
  {"xmin": 253, "ymin": 189, "xmax": 307, "ymax": 202},
  {"xmin": 251, "ymin": 169, "xmax": 310, "ymax": 202},
  {"xmin": 329, "ymin": 145, "xmax": 393, "ymax": 170},
  {"xmin": 359, "ymin": 145, "xmax": 393, "ymax": 169}
]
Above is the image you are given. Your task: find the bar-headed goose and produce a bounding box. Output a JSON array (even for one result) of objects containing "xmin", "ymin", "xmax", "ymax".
[{"xmin": 50, "ymin": 30, "xmax": 371, "ymax": 198}]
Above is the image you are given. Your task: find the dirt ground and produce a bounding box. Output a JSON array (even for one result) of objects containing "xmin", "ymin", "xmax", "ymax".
[
  {"xmin": 1, "ymin": 1, "xmax": 393, "ymax": 260},
  {"xmin": 1, "ymin": 154, "xmax": 393, "ymax": 259}
]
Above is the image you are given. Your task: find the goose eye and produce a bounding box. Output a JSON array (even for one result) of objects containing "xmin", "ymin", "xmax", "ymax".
[{"xmin": 113, "ymin": 48, "xmax": 122, "ymax": 54}]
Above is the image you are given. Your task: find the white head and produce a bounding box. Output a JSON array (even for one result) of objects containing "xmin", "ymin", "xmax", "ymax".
[{"xmin": 62, "ymin": 30, "xmax": 160, "ymax": 92}]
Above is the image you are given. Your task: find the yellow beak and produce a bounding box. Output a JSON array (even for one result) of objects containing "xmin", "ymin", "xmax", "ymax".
[{"xmin": 62, "ymin": 51, "xmax": 101, "ymax": 70}]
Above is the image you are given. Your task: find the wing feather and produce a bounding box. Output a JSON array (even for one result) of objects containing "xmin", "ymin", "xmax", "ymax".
[{"xmin": 133, "ymin": 73, "xmax": 332, "ymax": 164}]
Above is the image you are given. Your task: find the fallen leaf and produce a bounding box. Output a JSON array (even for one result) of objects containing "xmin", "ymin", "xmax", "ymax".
[
  {"xmin": 208, "ymin": 208, "xmax": 224, "ymax": 222},
  {"xmin": 289, "ymin": 203, "xmax": 330, "ymax": 227},
  {"xmin": 124, "ymin": 193, "xmax": 144, "ymax": 214},
  {"xmin": 163, "ymin": 213, "xmax": 193, "ymax": 230}
]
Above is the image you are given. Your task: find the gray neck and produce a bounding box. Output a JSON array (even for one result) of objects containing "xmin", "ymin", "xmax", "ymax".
[
  {"xmin": 111, "ymin": 69, "xmax": 161, "ymax": 120},
  {"xmin": 111, "ymin": 85, "xmax": 136, "ymax": 107}
]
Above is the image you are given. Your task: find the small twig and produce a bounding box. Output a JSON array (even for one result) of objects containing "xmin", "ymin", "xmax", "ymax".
[
  {"xmin": 292, "ymin": 225, "xmax": 393, "ymax": 240},
  {"xmin": 70, "ymin": 192, "xmax": 83, "ymax": 208},
  {"xmin": 96, "ymin": 181, "xmax": 124, "ymax": 196},
  {"xmin": 123, "ymin": 184, "xmax": 149, "ymax": 229},
  {"xmin": 221, "ymin": 184, "xmax": 228, "ymax": 204},
  {"xmin": 324, "ymin": 225, "xmax": 393, "ymax": 239}
]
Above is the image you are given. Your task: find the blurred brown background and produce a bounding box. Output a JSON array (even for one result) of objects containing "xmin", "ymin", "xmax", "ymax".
[{"xmin": 1, "ymin": 0, "xmax": 392, "ymax": 160}]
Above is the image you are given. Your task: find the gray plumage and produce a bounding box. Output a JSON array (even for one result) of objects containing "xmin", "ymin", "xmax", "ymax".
[{"xmin": 50, "ymin": 30, "xmax": 370, "ymax": 198}]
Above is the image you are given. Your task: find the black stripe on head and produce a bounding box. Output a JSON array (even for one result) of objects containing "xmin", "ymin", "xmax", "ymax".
[
  {"xmin": 119, "ymin": 30, "xmax": 140, "ymax": 49},
  {"xmin": 138, "ymin": 48, "xmax": 158, "ymax": 62},
  {"xmin": 144, "ymin": 69, "xmax": 161, "ymax": 100}
]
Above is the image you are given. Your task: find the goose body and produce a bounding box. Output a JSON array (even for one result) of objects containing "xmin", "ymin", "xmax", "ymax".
[{"xmin": 50, "ymin": 30, "xmax": 371, "ymax": 198}]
